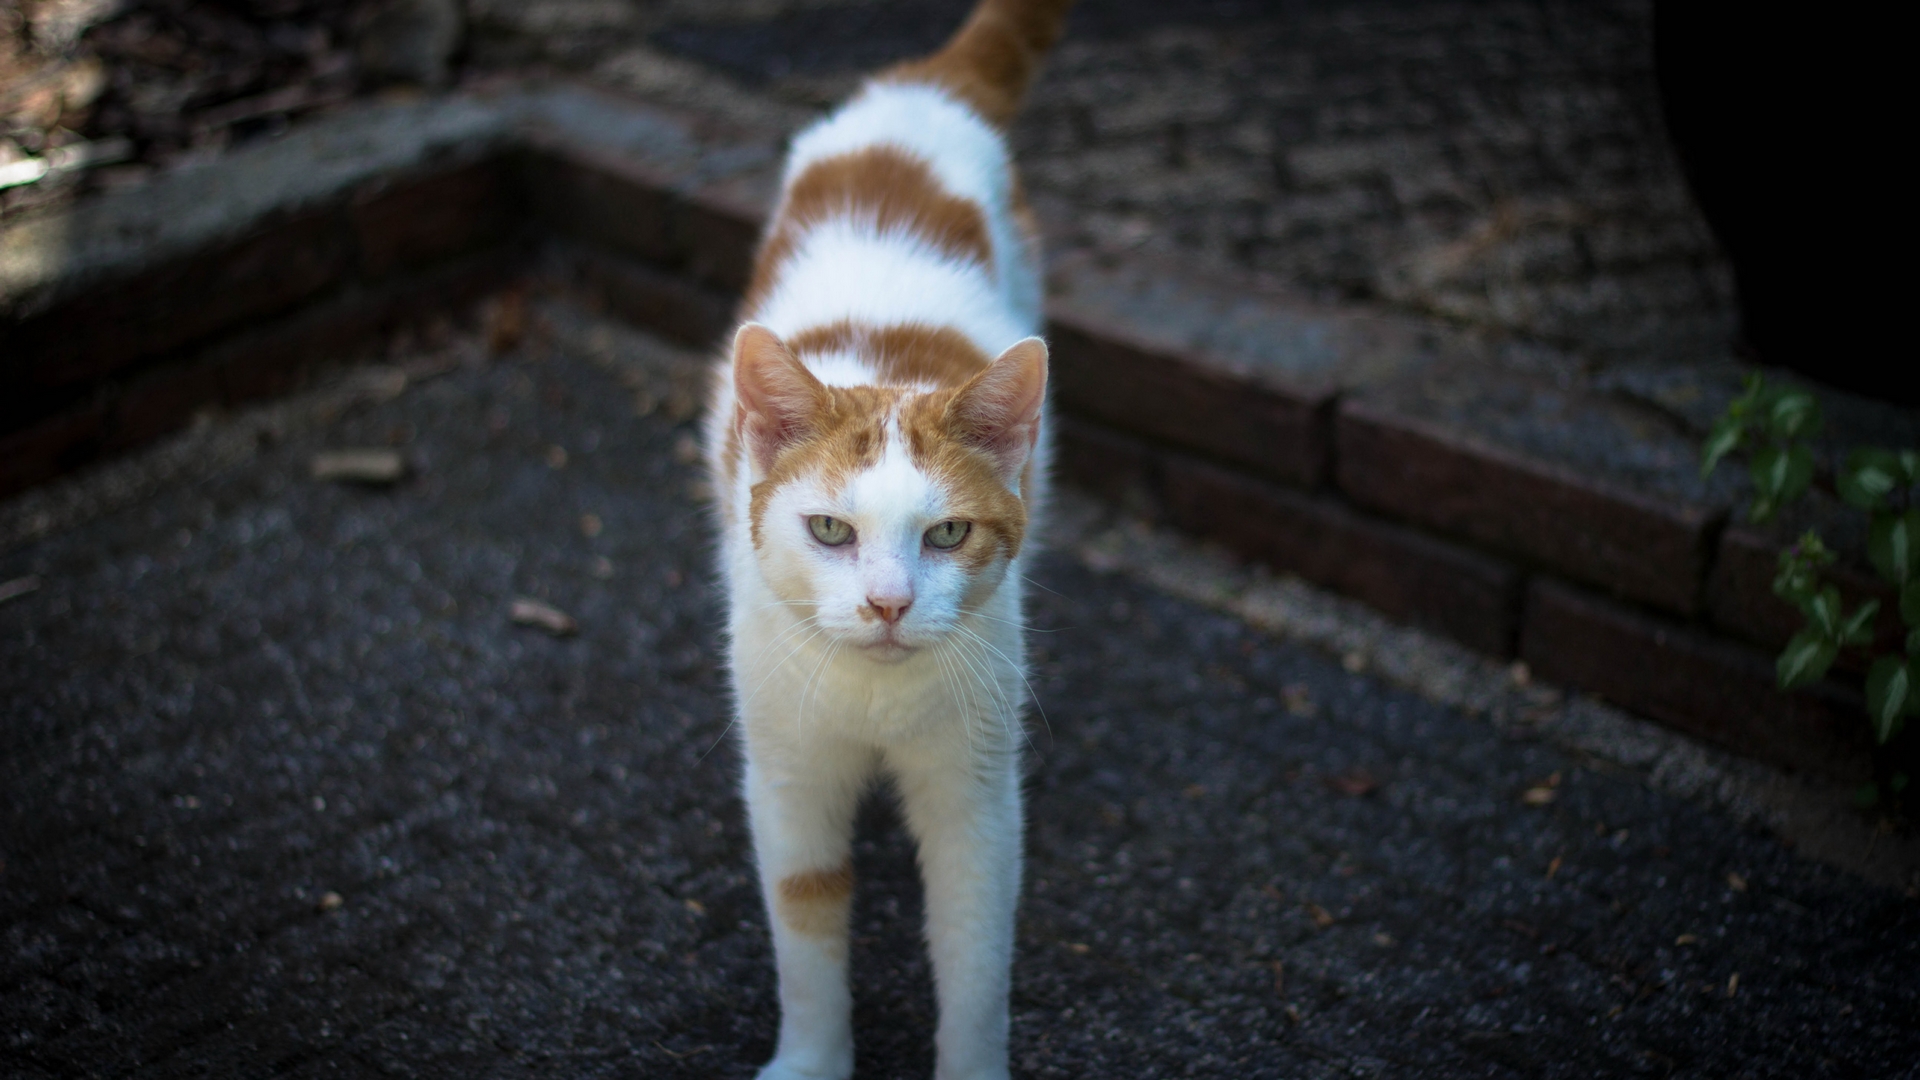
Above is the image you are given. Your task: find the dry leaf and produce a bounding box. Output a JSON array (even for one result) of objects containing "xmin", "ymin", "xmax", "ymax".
[
  {"xmin": 1675, "ymin": 934, "xmax": 1697, "ymax": 946},
  {"xmin": 311, "ymin": 449, "xmax": 407, "ymax": 484},
  {"xmin": 1726, "ymin": 973, "xmax": 1739, "ymax": 997},
  {"xmin": 1324, "ymin": 769, "xmax": 1378, "ymax": 797},
  {"xmin": 580, "ymin": 513, "xmax": 603, "ymax": 538},
  {"xmin": 318, "ymin": 891, "xmax": 343, "ymax": 912},
  {"xmin": 511, "ymin": 597, "xmax": 577, "ymax": 637},
  {"xmin": 0, "ymin": 575, "xmax": 42, "ymax": 605},
  {"xmin": 1305, "ymin": 903, "xmax": 1335, "ymax": 929},
  {"xmin": 1726, "ymin": 872, "xmax": 1748, "ymax": 892},
  {"xmin": 487, "ymin": 290, "xmax": 528, "ymax": 354},
  {"xmin": 1521, "ymin": 786, "xmax": 1557, "ymax": 806},
  {"xmin": 1281, "ymin": 683, "xmax": 1317, "ymax": 717}
]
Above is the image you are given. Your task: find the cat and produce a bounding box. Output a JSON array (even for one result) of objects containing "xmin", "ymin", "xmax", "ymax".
[{"xmin": 701, "ymin": 1, "xmax": 1075, "ymax": 1077}]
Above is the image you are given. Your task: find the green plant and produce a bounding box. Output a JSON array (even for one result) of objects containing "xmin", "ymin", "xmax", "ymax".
[{"xmin": 1703, "ymin": 376, "xmax": 1919, "ymax": 802}]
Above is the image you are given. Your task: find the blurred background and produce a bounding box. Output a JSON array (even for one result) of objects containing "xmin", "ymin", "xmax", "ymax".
[{"xmin": 0, "ymin": 0, "xmax": 1814, "ymax": 390}]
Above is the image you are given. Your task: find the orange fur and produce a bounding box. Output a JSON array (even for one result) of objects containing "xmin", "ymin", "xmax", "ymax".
[
  {"xmin": 883, "ymin": 0, "xmax": 1077, "ymax": 128},
  {"xmin": 744, "ymin": 148, "xmax": 997, "ymax": 317},
  {"xmin": 776, "ymin": 861, "xmax": 856, "ymax": 937},
  {"xmin": 786, "ymin": 320, "xmax": 994, "ymax": 389}
]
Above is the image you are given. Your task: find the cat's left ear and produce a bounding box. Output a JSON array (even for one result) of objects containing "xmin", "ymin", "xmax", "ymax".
[
  {"xmin": 947, "ymin": 337, "xmax": 1047, "ymax": 486},
  {"xmin": 734, "ymin": 323, "xmax": 829, "ymax": 476}
]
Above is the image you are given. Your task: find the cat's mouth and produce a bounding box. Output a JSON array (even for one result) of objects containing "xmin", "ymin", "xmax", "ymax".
[{"xmin": 859, "ymin": 627, "xmax": 918, "ymax": 662}]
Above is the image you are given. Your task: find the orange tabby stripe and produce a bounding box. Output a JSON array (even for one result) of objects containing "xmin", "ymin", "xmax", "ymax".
[
  {"xmin": 776, "ymin": 860, "xmax": 856, "ymax": 937},
  {"xmin": 883, "ymin": 0, "xmax": 1076, "ymax": 128},
  {"xmin": 743, "ymin": 147, "xmax": 996, "ymax": 316},
  {"xmin": 786, "ymin": 320, "xmax": 993, "ymax": 390}
]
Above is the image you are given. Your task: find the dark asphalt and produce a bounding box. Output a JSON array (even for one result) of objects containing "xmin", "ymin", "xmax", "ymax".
[{"xmin": 2, "ymin": 295, "xmax": 1916, "ymax": 1079}]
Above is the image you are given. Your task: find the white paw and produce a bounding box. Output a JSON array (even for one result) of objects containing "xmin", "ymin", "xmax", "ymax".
[{"xmin": 755, "ymin": 1055, "xmax": 854, "ymax": 1080}]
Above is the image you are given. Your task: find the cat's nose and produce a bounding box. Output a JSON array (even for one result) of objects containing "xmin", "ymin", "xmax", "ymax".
[{"xmin": 866, "ymin": 595, "xmax": 912, "ymax": 625}]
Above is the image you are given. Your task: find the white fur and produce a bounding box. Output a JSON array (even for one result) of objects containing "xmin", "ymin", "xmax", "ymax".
[
  {"xmin": 708, "ymin": 76, "xmax": 1047, "ymax": 1080},
  {"xmin": 778, "ymin": 81, "xmax": 1043, "ymax": 335},
  {"xmin": 752, "ymin": 219, "xmax": 1033, "ymax": 362}
]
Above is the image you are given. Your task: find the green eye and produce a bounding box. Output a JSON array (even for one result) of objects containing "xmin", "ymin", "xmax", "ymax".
[
  {"xmin": 808, "ymin": 515, "xmax": 854, "ymax": 546},
  {"xmin": 924, "ymin": 520, "xmax": 971, "ymax": 550}
]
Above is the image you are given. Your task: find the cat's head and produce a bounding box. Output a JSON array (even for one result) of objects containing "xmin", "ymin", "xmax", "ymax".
[{"xmin": 730, "ymin": 323, "xmax": 1045, "ymax": 662}]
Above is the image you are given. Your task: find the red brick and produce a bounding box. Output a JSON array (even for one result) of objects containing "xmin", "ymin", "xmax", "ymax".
[
  {"xmin": 351, "ymin": 157, "xmax": 522, "ymax": 278},
  {"xmin": 676, "ymin": 187, "xmax": 764, "ymax": 295},
  {"xmin": 576, "ymin": 249, "xmax": 736, "ymax": 349},
  {"xmin": 1336, "ymin": 399, "xmax": 1716, "ymax": 615},
  {"xmin": 523, "ymin": 147, "xmax": 679, "ymax": 267},
  {"xmin": 220, "ymin": 248, "xmax": 520, "ymax": 406},
  {"xmin": 1520, "ymin": 577, "xmax": 1870, "ymax": 779},
  {"xmin": 103, "ymin": 357, "xmax": 227, "ymax": 454},
  {"xmin": 1047, "ymin": 314, "xmax": 1331, "ymax": 488},
  {"xmin": 1705, "ymin": 525, "xmax": 1901, "ymax": 674},
  {"xmin": 6, "ymin": 210, "xmax": 354, "ymax": 395},
  {"xmin": 1052, "ymin": 414, "xmax": 1165, "ymax": 516},
  {"xmin": 1159, "ymin": 449, "xmax": 1522, "ymax": 656},
  {"xmin": 0, "ymin": 403, "xmax": 105, "ymax": 500}
]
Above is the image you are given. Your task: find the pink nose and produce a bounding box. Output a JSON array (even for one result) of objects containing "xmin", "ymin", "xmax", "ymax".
[{"xmin": 867, "ymin": 596, "xmax": 912, "ymax": 625}]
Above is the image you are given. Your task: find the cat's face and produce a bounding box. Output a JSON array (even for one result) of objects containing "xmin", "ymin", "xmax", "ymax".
[{"xmin": 732, "ymin": 325, "xmax": 1044, "ymax": 662}]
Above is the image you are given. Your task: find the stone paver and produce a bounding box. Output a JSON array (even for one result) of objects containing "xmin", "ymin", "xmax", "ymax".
[{"xmin": 2, "ymin": 295, "xmax": 1914, "ymax": 1078}]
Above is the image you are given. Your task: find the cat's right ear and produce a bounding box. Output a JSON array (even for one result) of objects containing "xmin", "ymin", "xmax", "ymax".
[{"xmin": 733, "ymin": 323, "xmax": 828, "ymax": 476}]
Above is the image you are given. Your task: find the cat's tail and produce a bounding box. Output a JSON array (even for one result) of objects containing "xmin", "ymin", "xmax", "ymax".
[{"xmin": 884, "ymin": 0, "xmax": 1076, "ymax": 127}]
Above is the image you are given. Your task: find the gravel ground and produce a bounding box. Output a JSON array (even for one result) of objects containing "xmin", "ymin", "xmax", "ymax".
[{"xmin": 3, "ymin": 290, "xmax": 1916, "ymax": 1078}]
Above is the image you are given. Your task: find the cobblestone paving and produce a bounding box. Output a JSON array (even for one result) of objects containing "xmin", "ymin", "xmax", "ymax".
[
  {"xmin": 595, "ymin": 0, "xmax": 1737, "ymax": 368},
  {"xmin": 3, "ymin": 297, "xmax": 1914, "ymax": 1078}
]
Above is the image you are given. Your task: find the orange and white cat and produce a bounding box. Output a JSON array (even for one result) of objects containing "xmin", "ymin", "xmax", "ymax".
[{"xmin": 703, "ymin": 1, "xmax": 1074, "ymax": 1076}]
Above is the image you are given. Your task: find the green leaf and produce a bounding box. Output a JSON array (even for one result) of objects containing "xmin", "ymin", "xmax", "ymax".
[
  {"xmin": 1765, "ymin": 390, "xmax": 1823, "ymax": 442},
  {"xmin": 1838, "ymin": 449, "xmax": 1902, "ymax": 511},
  {"xmin": 1700, "ymin": 415, "xmax": 1746, "ymax": 479},
  {"xmin": 1772, "ymin": 531, "xmax": 1836, "ymax": 608},
  {"xmin": 1909, "ymin": 627, "xmax": 1920, "ymax": 657},
  {"xmin": 1865, "ymin": 657, "xmax": 1917, "ymax": 743},
  {"xmin": 1747, "ymin": 445, "xmax": 1814, "ymax": 521},
  {"xmin": 1854, "ymin": 782, "xmax": 1882, "ymax": 809},
  {"xmin": 1897, "ymin": 450, "xmax": 1920, "ymax": 487},
  {"xmin": 1840, "ymin": 599, "xmax": 1881, "ymax": 646},
  {"xmin": 1893, "ymin": 772, "xmax": 1911, "ymax": 794},
  {"xmin": 1867, "ymin": 508, "xmax": 1920, "ymax": 586},
  {"xmin": 1903, "ymin": 579, "xmax": 1920, "ymax": 629},
  {"xmin": 1805, "ymin": 586, "xmax": 1844, "ymax": 638},
  {"xmin": 1777, "ymin": 627, "xmax": 1838, "ymax": 689}
]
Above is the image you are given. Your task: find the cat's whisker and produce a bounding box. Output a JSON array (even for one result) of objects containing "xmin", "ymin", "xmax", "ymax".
[
  {"xmin": 956, "ymin": 623, "xmax": 1052, "ymax": 749},
  {"xmin": 1020, "ymin": 573, "xmax": 1068, "ymax": 599},
  {"xmin": 933, "ymin": 643, "xmax": 977, "ymax": 763},
  {"xmin": 961, "ymin": 607, "xmax": 1066, "ymax": 634},
  {"xmin": 949, "ymin": 632, "xmax": 1026, "ymax": 757},
  {"xmin": 736, "ymin": 616, "xmax": 831, "ymax": 714}
]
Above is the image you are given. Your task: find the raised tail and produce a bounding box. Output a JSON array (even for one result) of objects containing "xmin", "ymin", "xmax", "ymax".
[{"xmin": 884, "ymin": 0, "xmax": 1076, "ymax": 127}]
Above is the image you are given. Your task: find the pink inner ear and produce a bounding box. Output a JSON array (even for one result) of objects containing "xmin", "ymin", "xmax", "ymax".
[
  {"xmin": 948, "ymin": 337, "xmax": 1047, "ymax": 481},
  {"xmin": 734, "ymin": 323, "xmax": 828, "ymax": 473}
]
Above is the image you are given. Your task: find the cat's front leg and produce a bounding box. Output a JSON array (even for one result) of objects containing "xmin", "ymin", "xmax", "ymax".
[
  {"xmin": 892, "ymin": 747, "xmax": 1023, "ymax": 1080},
  {"xmin": 744, "ymin": 749, "xmax": 870, "ymax": 1080}
]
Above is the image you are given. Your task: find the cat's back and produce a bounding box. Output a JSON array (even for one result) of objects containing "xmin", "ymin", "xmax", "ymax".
[{"xmin": 737, "ymin": 79, "xmax": 1043, "ymax": 394}]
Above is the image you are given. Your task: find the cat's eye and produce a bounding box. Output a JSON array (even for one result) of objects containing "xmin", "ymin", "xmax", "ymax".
[
  {"xmin": 808, "ymin": 515, "xmax": 854, "ymax": 546},
  {"xmin": 924, "ymin": 520, "xmax": 971, "ymax": 550}
]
